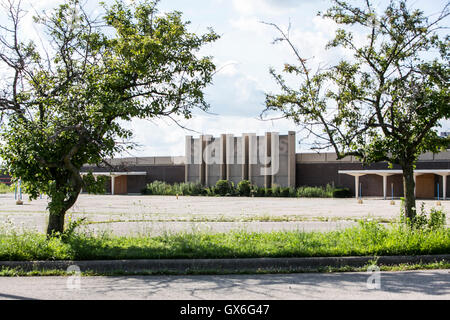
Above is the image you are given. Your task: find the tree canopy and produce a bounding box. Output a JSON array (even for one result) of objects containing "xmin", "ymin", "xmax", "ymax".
[
  {"xmin": 0, "ymin": 0, "xmax": 219, "ymax": 235},
  {"xmin": 264, "ymin": 0, "xmax": 449, "ymax": 221}
]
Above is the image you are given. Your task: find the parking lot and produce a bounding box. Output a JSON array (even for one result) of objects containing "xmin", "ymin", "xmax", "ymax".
[{"xmin": 0, "ymin": 193, "xmax": 448, "ymax": 235}]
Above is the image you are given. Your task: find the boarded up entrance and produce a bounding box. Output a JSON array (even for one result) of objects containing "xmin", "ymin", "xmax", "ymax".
[
  {"xmin": 416, "ymin": 174, "xmax": 435, "ymax": 199},
  {"xmin": 114, "ymin": 175, "xmax": 128, "ymax": 195}
]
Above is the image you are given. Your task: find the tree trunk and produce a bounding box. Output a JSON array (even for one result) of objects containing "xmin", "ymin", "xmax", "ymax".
[
  {"xmin": 402, "ymin": 163, "xmax": 416, "ymax": 223},
  {"xmin": 46, "ymin": 188, "xmax": 82, "ymax": 236},
  {"xmin": 47, "ymin": 211, "xmax": 66, "ymax": 235}
]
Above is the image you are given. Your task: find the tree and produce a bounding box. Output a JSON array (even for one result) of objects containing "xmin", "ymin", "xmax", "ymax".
[
  {"xmin": 263, "ymin": 0, "xmax": 449, "ymax": 223},
  {"xmin": 0, "ymin": 0, "xmax": 219, "ymax": 235}
]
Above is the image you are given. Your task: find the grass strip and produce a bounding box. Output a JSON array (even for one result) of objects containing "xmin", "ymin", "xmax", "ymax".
[
  {"xmin": 0, "ymin": 261, "xmax": 449, "ymax": 277},
  {"xmin": 0, "ymin": 220, "xmax": 449, "ymax": 261}
]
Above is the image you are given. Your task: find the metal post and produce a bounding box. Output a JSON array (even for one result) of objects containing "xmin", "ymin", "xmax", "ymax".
[
  {"xmin": 443, "ymin": 175, "xmax": 447, "ymax": 201},
  {"xmin": 391, "ymin": 183, "xmax": 394, "ymax": 200},
  {"xmin": 359, "ymin": 182, "xmax": 362, "ymax": 199},
  {"xmin": 437, "ymin": 183, "xmax": 440, "ymax": 201}
]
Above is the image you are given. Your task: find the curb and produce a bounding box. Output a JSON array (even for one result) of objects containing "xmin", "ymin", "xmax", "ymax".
[{"xmin": 1, "ymin": 254, "xmax": 449, "ymax": 273}]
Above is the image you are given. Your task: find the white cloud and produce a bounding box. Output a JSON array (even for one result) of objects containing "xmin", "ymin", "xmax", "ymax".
[
  {"xmin": 120, "ymin": 114, "xmax": 302, "ymax": 157},
  {"xmin": 231, "ymin": 0, "xmax": 304, "ymax": 16},
  {"xmin": 215, "ymin": 60, "xmax": 240, "ymax": 76},
  {"xmin": 229, "ymin": 16, "xmax": 266, "ymax": 35},
  {"xmin": 205, "ymin": 60, "xmax": 267, "ymax": 117}
]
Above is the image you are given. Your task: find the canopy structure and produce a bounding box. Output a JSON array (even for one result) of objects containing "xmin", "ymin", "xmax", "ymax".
[
  {"xmin": 339, "ymin": 169, "xmax": 450, "ymax": 200},
  {"xmin": 80, "ymin": 171, "xmax": 147, "ymax": 195}
]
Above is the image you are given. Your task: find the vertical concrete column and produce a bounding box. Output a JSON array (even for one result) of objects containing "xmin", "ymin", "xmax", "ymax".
[
  {"xmin": 442, "ymin": 174, "xmax": 447, "ymax": 200},
  {"xmin": 248, "ymin": 133, "xmax": 257, "ymax": 184},
  {"xmin": 199, "ymin": 135, "xmax": 206, "ymax": 185},
  {"xmin": 288, "ymin": 131, "xmax": 296, "ymax": 188},
  {"xmin": 225, "ymin": 134, "xmax": 234, "ymax": 181},
  {"xmin": 111, "ymin": 175, "xmax": 116, "ymax": 195},
  {"xmin": 185, "ymin": 136, "xmax": 192, "ymax": 183},
  {"xmin": 241, "ymin": 134, "xmax": 249, "ymax": 181},
  {"xmin": 264, "ymin": 132, "xmax": 272, "ymax": 188},
  {"xmin": 203, "ymin": 135, "xmax": 213, "ymax": 186},
  {"xmin": 383, "ymin": 175, "xmax": 387, "ymax": 200},
  {"xmin": 354, "ymin": 175, "xmax": 359, "ymax": 199},
  {"xmin": 270, "ymin": 132, "xmax": 279, "ymax": 187},
  {"xmin": 220, "ymin": 134, "xmax": 227, "ymax": 180}
]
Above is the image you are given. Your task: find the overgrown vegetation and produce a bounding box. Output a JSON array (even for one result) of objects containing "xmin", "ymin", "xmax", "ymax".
[
  {"xmin": 400, "ymin": 201, "xmax": 447, "ymax": 230},
  {"xmin": 0, "ymin": 217, "xmax": 448, "ymax": 261},
  {"xmin": 143, "ymin": 180, "xmax": 352, "ymax": 198},
  {"xmin": 0, "ymin": 184, "xmax": 11, "ymax": 194}
]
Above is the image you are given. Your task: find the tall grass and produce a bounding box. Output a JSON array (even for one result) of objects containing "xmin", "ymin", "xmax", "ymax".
[
  {"xmin": 144, "ymin": 181, "xmax": 204, "ymax": 196},
  {"xmin": 0, "ymin": 220, "xmax": 448, "ymax": 261},
  {"xmin": 296, "ymin": 184, "xmax": 334, "ymax": 198},
  {"xmin": 0, "ymin": 183, "xmax": 11, "ymax": 194}
]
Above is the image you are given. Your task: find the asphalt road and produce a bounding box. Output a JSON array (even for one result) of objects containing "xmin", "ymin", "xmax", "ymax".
[{"xmin": 0, "ymin": 270, "xmax": 449, "ymax": 300}]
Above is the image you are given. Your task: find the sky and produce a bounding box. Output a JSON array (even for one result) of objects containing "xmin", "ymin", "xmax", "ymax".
[{"xmin": 2, "ymin": 0, "xmax": 449, "ymax": 157}]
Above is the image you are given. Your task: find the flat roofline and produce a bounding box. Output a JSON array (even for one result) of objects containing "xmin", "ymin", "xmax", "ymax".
[
  {"xmin": 339, "ymin": 169, "xmax": 450, "ymax": 176},
  {"xmin": 80, "ymin": 172, "xmax": 147, "ymax": 176}
]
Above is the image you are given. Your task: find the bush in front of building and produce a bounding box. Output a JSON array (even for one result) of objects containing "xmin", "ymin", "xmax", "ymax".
[
  {"xmin": 264, "ymin": 187, "xmax": 273, "ymax": 197},
  {"xmin": 401, "ymin": 201, "xmax": 447, "ymax": 230},
  {"xmin": 282, "ymin": 187, "xmax": 295, "ymax": 197},
  {"xmin": 144, "ymin": 181, "xmax": 205, "ymax": 196},
  {"xmin": 214, "ymin": 180, "xmax": 235, "ymax": 196},
  {"xmin": 237, "ymin": 180, "xmax": 252, "ymax": 196},
  {"xmin": 332, "ymin": 187, "xmax": 352, "ymax": 198},
  {"xmin": 143, "ymin": 180, "xmax": 172, "ymax": 195},
  {"xmin": 250, "ymin": 186, "xmax": 266, "ymax": 197},
  {"xmin": 144, "ymin": 180, "xmax": 350, "ymax": 199},
  {"xmin": 296, "ymin": 184, "xmax": 334, "ymax": 198},
  {"xmin": 0, "ymin": 183, "xmax": 12, "ymax": 194},
  {"xmin": 176, "ymin": 182, "xmax": 205, "ymax": 196}
]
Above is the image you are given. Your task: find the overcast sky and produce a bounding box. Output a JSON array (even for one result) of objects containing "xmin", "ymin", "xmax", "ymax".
[{"xmin": 4, "ymin": 0, "xmax": 449, "ymax": 156}]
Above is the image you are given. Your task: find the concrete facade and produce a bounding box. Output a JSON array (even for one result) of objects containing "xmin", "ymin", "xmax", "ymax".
[
  {"xmin": 3, "ymin": 132, "xmax": 447, "ymax": 199},
  {"xmin": 296, "ymin": 152, "xmax": 450, "ymax": 199},
  {"xmin": 185, "ymin": 132, "xmax": 296, "ymax": 188},
  {"xmin": 81, "ymin": 157, "xmax": 185, "ymax": 194}
]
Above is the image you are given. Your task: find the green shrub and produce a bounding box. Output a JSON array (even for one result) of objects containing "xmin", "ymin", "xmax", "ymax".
[
  {"xmin": 237, "ymin": 180, "xmax": 252, "ymax": 196},
  {"xmin": 280, "ymin": 187, "xmax": 292, "ymax": 197},
  {"xmin": 214, "ymin": 180, "xmax": 234, "ymax": 196},
  {"xmin": 145, "ymin": 181, "xmax": 205, "ymax": 196},
  {"xmin": 428, "ymin": 207, "xmax": 446, "ymax": 229},
  {"xmin": 249, "ymin": 185, "xmax": 263, "ymax": 197},
  {"xmin": 180, "ymin": 182, "xmax": 204, "ymax": 196},
  {"xmin": 145, "ymin": 181, "xmax": 173, "ymax": 195},
  {"xmin": 272, "ymin": 185, "xmax": 281, "ymax": 197},
  {"xmin": 297, "ymin": 186, "xmax": 323, "ymax": 197},
  {"xmin": 143, "ymin": 180, "xmax": 355, "ymax": 199},
  {"xmin": 401, "ymin": 201, "xmax": 447, "ymax": 230},
  {"xmin": 333, "ymin": 187, "xmax": 352, "ymax": 198},
  {"xmin": 0, "ymin": 183, "xmax": 12, "ymax": 194},
  {"xmin": 204, "ymin": 187, "xmax": 215, "ymax": 196}
]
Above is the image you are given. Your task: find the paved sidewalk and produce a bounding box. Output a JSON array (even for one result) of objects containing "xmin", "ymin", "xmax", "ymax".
[{"xmin": 0, "ymin": 270, "xmax": 449, "ymax": 300}]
